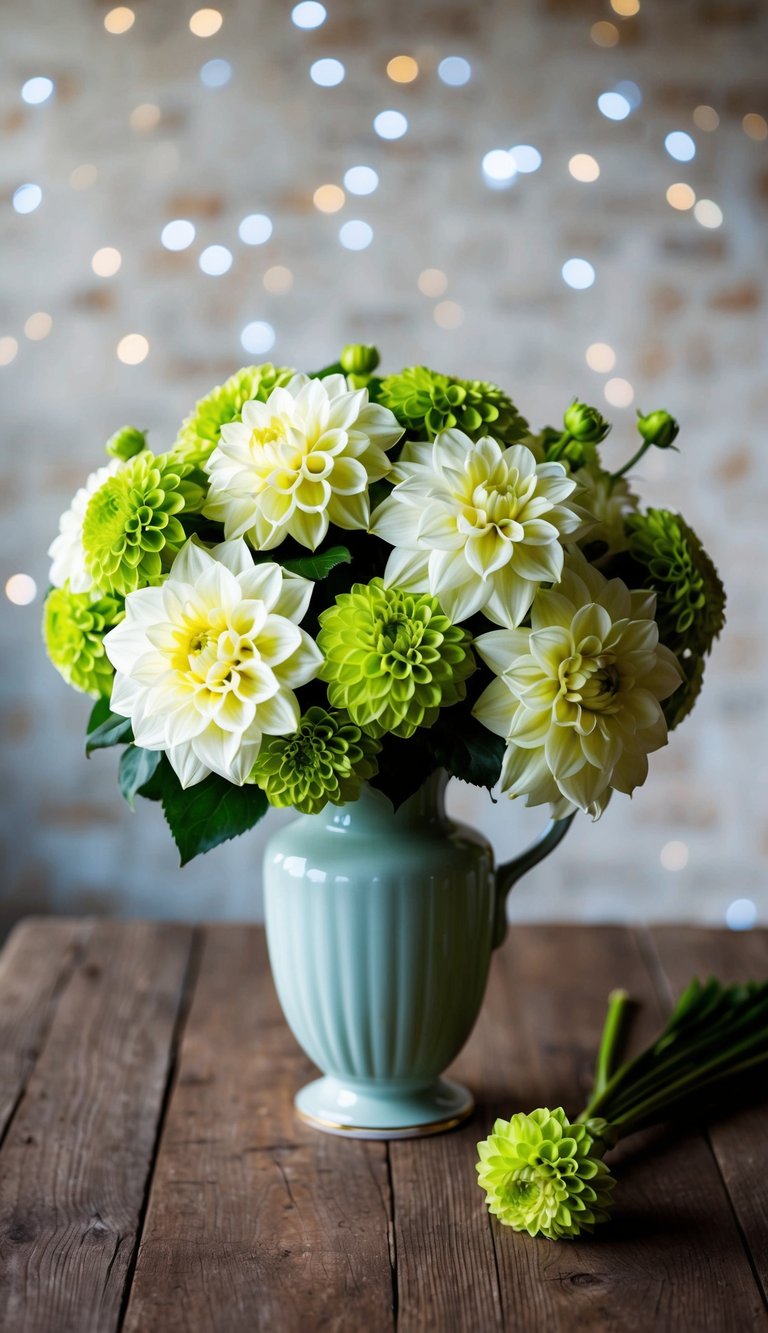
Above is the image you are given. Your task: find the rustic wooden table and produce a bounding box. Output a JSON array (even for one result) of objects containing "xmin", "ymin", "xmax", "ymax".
[{"xmin": 0, "ymin": 919, "xmax": 766, "ymax": 1332}]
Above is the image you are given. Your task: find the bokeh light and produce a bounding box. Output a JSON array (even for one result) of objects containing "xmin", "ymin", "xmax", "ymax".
[
  {"xmin": 569, "ymin": 153, "xmax": 600, "ymax": 182},
  {"xmin": 104, "ymin": 7, "xmax": 135, "ymax": 34},
  {"xmin": 239, "ymin": 213, "xmax": 272, "ymax": 245},
  {"xmin": 310, "ymin": 58, "xmax": 345, "ymax": 87},
  {"xmin": 743, "ymin": 113, "xmax": 768, "ymax": 141},
  {"xmin": 694, "ymin": 199, "xmax": 723, "ymax": 228},
  {"xmin": 92, "ymin": 246, "xmax": 122, "ymax": 276},
  {"xmin": 562, "ymin": 258, "xmax": 595, "ymax": 290},
  {"xmin": 5, "ymin": 574, "xmax": 37, "ymax": 605},
  {"xmin": 189, "ymin": 9, "xmax": 223, "ymax": 37},
  {"xmin": 693, "ymin": 104, "xmax": 719, "ymax": 131},
  {"xmin": 482, "ymin": 149, "xmax": 516, "ymax": 184},
  {"xmin": 161, "ymin": 220, "xmax": 196, "ymax": 251},
  {"xmin": 665, "ymin": 131, "xmax": 696, "ymax": 162},
  {"xmin": 666, "ymin": 183, "xmax": 696, "ymax": 211},
  {"xmin": 313, "ymin": 184, "xmax": 345, "ymax": 213},
  {"xmin": 0, "ymin": 337, "xmax": 19, "ymax": 366},
  {"xmin": 339, "ymin": 220, "xmax": 373, "ymax": 250},
  {"xmin": 598, "ymin": 91, "xmax": 631, "ymax": 120},
  {"xmin": 21, "ymin": 77, "xmax": 54, "ymax": 105},
  {"xmin": 291, "ymin": 2, "xmax": 326, "ymax": 28},
  {"xmin": 511, "ymin": 145, "xmax": 541, "ymax": 173},
  {"xmin": 344, "ymin": 166, "xmax": 378, "ymax": 195},
  {"xmin": 200, "ymin": 59, "xmax": 232, "ymax": 88},
  {"xmin": 586, "ymin": 343, "xmax": 616, "ymax": 372},
  {"xmin": 199, "ymin": 245, "xmax": 233, "ymax": 275},
  {"xmin": 660, "ymin": 840, "xmax": 689, "ymax": 871},
  {"xmin": 418, "ymin": 268, "xmax": 448, "ymax": 297},
  {"xmin": 116, "ymin": 334, "xmax": 149, "ymax": 365},
  {"xmin": 70, "ymin": 164, "xmax": 98, "ymax": 190},
  {"xmin": 433, "ymin": 300, "xmax": 463, "ymax": 329},
  {"xmin": 130, "ymin": 103, "xmax": 161, "ymax": 132},
  {"xmin": 438, "ymin": 56, "xmax": 471, "ymax": 86},
  {"xmin": 241, "ymin": 321, "xmax": 276, "ymax": 354},
  {"xmin": 726, "ymin": 898, "xmax": 757, "ymax": 931},
  {"xmin": 615, "ymin": 80, "xmax": 642, "ymax": 110},
  {"xmin": 387, "ymin": 56, "xmax": 418, "ymax": 84},
  {"xmin": 374, "ymin": 110, "xmax": 408, "ymax": 139},
  {"xmin": 591, "ymin": 21, "xmax": 619, "ymax": 46},
  {"xmin": 12, "ymin": 183, "xmax": 42, "ymax": 214},
  {"xmin": 605, "ymin": 377, "xmax": 635, "ymax": 407},
  {"xmin": 610, "ymin": 0, "xmax": 640, "ymax": 13},
  {"xmin": 24, "ymin": 311, "xmax": 52, "ymax": 340},
  {"xmin": 263, "ymin": 266, "xmax": 293, "ymax": 294}
]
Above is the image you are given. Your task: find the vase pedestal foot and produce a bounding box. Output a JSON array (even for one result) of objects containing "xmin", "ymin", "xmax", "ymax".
[{"xmin": 295, "ymin": 1075, "xmax": 474, "ymax": 1140}]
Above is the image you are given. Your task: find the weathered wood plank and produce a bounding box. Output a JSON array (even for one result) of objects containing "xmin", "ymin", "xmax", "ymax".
[
  {"xmin": 0, "ymin": 918, "xmax": 90, "ymax": 1141},
  {"xmin": 0, "ymin": 920, "xmax": 193, "ymax": 1333},
  {"xmin": 648, "ymin": 925, "xmax": 768, "ymax": 1303},
  {"xmin": 480, "ymin": 925, "xmax": 766, "ymax": 1332},
  {"xmin": 123, "ymin": 925, "xmax": 394, "ymax": 1333}
]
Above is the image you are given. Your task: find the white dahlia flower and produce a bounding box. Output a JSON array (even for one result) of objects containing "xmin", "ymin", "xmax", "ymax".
[
  {"xmin": 371, "ymin": 431, "xmax": 583, "ymax": 628},
  {"xmin": 48, "ymin": 459, "xmax": 122, "ymax": 593},
  {"xmin": 472, "ymin": 552, "xmax": 682, "ymax": 817},
  {"xmin": 575, "ymin": 461, "xmax": 639, "ymax": 557},
  {"xmin": 103, "ymin": 539, "xmax": 322, "ymax": 788},
  {"xmin": 204, "ymin": 373, "xmax": 403, "ymax": 551}
]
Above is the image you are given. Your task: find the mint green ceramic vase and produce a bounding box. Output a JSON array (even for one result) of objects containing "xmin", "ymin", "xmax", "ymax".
[{"xmin": 263, "ymin": 772, "xmax": 572, "ymax": 1139}]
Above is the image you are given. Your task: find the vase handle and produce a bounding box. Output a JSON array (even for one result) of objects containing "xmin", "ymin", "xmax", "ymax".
[{"xmin": 492, "ymin": 814, "xmax": 576, "ymax": 949}]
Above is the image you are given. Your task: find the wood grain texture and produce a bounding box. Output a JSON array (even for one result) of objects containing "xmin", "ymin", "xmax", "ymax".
[
  {"xmin": 648, "ymin": 925, "xmax": 768, "ymax": 1304},
  {"xmin": 0, "ymin": 918, "xmax": 89, "ymax": 1142},
  {"xmin": 483, "ymin": 925, "xmax": 767, "ymax": 1333},
  {"xmin": 0, "ymin": 920, "xmax": 193, "ymax": 1333},
  {"xmin": 123, "ymin": 925, "xmax": 395, "ymax": 1333}
]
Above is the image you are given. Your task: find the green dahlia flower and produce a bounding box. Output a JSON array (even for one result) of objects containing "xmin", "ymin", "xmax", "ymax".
[
  {"xmin": 476, "ymin": 1108, "xmax": 616, "ymax": 1240},
  {"xmin": 317, "ymin": 579, "xmax": 475, "ymax": 740},
  {"xmin": 43, "ymin": 585, "xmax": 124, "ymax": 697},
  {"xmin": 378, "ymin": 367, "xmax": 527, "ymax": 443},
  {"xmin": 173, "ymin": 363, "xmax": 295, "ymax": 466},
  {"xmin": 249, "ymin": 707, "xmax": 380, "ymax": 813},
  {"xmin": 81, "ymin": 451, "xmax": 200, "ymax": 596},
  {"xmin": 625, "ymin": 509, "xmax": 726, "ymax": 657}
]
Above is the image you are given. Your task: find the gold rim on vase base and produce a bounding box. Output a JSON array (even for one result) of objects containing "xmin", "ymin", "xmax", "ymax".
[{"xmin": 295, "ymin": 1097, "xmax": 475, "ymax": 1139}]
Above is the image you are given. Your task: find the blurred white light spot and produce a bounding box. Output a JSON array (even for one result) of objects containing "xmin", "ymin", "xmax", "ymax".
[
  {"xmin": 569, "ymin": 153, "xmax": 600, "ymax": 182},
  {"xmin": 598, "ymin": 91, "xmax": 631, "ymax": 121},
  {"xmin": 665, "ymin": 131, "xmax": 696, "ymax": 161},
  {"xmin": 726, "ymin": 898, "xmax": 757, "ymax": 931},
  {"xmin": 310, "ymin": 58, "xmax": 345, "ymax": 87},
  {"xmin": 104, "ymin": 7, "xmax": 135, "ymax": 34},
  {"xmin": 344, "ymin": 165, "xmax": 379, "ymax": 195},
  {"xmin": 239, "ymin": 213, "xmax": 272, "ymax": 245},
  {"xmin": 263, "ymin": 265, "xmax": 293, "ymax": 294},
  {"xmin": 12, "ymin": 184, "xmax": 42, "ymax": 214},
  {"xmin": 482, "ymin": 149, "xmax": 516, "ymax": 185},
  {"xmin": 339, "ymin": 219, "xmax": 373, "ymax": 250},
  {"xmin": 562, "ymin": 258, "xmax": 595, "ymax": 290},
  {"xmin": 417, "ymin": 268, "xmax": 448, "ymax": 297},
  {"xmin": 615, "ymin": 80, "xmax": 642, "ymax": 109},
  {"xmin": 660, "ymin": 840, "xmax": 688, "ymax": 871},
  {"xmin": 0, "ymin": 337, "xmax": 19, "ymax": 366},
  {"xmin": 22, "ymin": 77, "xmax": 55, "ymax": 105},
  {"xmin": 92, "ymin": 246, "xmax": 122, "ymax": 276},
  {"xmin": 24, "ymin": 312, "xmax": 52, "ymax": 341},
  {"xmin": 586, "ymin": 342, "xmax": 616, "ymax": 372},
  {"xmin": 5, "ymin": 574, "xmax": 37, "ymax": 605},
  {"xmin": 117, "ymin": 334, "xmax": 149, "ymax": 365},
  {"xmin": 241, "ymin": 321, "xmax": 276, "ymax": 354},
  {"xmin": 189, "ymin": 8, "xmax": 223, "ymax": 37},
  {"xmin": 70, "ymin": 164, "xmax": 97, "ymax": 190},
  {"xmin": 511, "ymin": 144, "xmax": 541, "ymax": 173},
  {"xmin": 666, "ymin": 183, "xmax": 696, "ymax": 211},
  {"xmin": 604, "ymin": 377, "xmax": 634, "ymax": 407},
  {"xmin": 200, "ymin": 59, "xmax": 232, "ymax": 88},
  {"xmin": 433, "ymin": 300, "xmax": 463, "ymax": 329},
  {"xmin": 161, "ymin": 220, "xmax": 196, "ymax": 251},
  {"xmin": 694, "ymin": 198, "xmax": 723, "ymax": 229},
  {"xmin": 292, "ymin": 2, "xmax": 326, "ymax": 28},
  {"xmin": 374, "ymin": 109, "xmax": 408, "ymax": 139},
  {"xmin": 130, "ymin": 103, "xmax": 161, "ymax": 132},
  {"xmin": 438, "ymin": 56, "xmax": 471, "ymax": 86},
  {"xmin": 199, "ymin": 244, "xmax": 233, "ymax": 275}
]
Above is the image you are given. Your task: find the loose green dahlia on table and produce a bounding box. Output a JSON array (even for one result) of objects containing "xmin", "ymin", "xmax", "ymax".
[{"xmin": 42, "ymin": 348, "xmax": 725, "ymax": 859}]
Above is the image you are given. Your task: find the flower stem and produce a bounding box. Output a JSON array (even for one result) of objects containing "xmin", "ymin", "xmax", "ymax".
[
  {"xmin": 593, "ymin": 989, "xmax": 633, "ymax": 1097},
  {"xmin": 611, "ymin": 439, "xmax": 652, "ymax": 480}
]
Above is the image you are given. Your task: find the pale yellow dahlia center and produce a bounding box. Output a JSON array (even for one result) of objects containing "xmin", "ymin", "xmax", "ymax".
[
  {"xmin": 454, "ymin": 465, "xmax": 537, "ymax": 539},
  {"xmin": 249, "ymin": 415, "xmax": 287, "ymax": 450},
  {"xmin": 557, "ymin": 645, "xmax": 622, "ymax": 714},
  {"xmin": 166, "ymin": 607, "xmax": 271, "ymax": 704}
]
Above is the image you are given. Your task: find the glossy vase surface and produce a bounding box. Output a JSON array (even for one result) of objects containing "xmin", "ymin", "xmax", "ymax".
[{"xmin": 263, "ymin": 772, "xmax": 571, "ymax": 1139}]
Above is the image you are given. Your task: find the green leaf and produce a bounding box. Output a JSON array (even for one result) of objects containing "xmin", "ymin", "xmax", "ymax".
[
  {"xmin": 282, "ymin": 545, "xmax": 352, "ymax": 581},
  {"xmin": 160, "ymin": 769, "xmax": 269, "ymax": 865},
  {"xmin": 309, "ymin": 361, "xmax": 344, "ymax": 379},
  {"xmin": 429, "ymin": 711, "xmax": 506, "ymax": 790},
  {"xmin": 119, "ymin": 745, "xmax": 161, "ymax": 810},
  {"xmin": 86, "ymin": 707, "xmax": 133, "ymax": 754}
]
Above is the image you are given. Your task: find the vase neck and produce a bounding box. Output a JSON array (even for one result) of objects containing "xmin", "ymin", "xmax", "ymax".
[{"xmin": 317, "ymin": 770, "xmax": 449, "ymax": 831}]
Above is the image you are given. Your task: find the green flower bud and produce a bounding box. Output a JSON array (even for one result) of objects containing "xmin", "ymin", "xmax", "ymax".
[
  {"xmin": 340, "ymin": 344, "xmax": 380, "ymax": 376},
  {"xmin": 106, "ymin": 426, "xmax": 147, "ymax": 462},
  {"xmin": 563, "ymin": 400, "xmax": 611, "ymax": 445},
  {"xmin": 636, "ymin": 409, "xmax": 679, "ymax": 449}
]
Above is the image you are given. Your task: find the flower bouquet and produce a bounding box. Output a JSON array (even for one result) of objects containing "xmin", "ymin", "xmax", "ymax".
[{"xmin": 44, "ymin": 345, "xmax": 725, "ymax": 861}]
